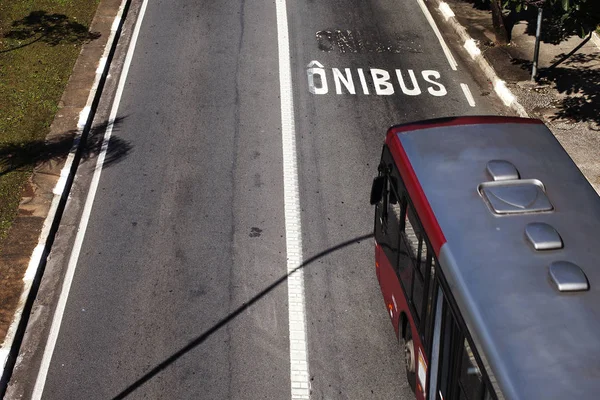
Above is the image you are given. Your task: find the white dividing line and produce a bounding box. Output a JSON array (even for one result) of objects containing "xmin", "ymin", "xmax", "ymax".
[
  {"xmin": 416, "ymin": 0, "xmax": 458, "ymax": 71},
  {"xmin": 31, "ymin": 1, "xmax": 149, "ymax": 398},
  {"xmin": 275, "ymin": 0, "xmax": 310, "ymax": 399},
  {"xmin": 461, "ymin": 83, "xmax": 476, "ymax": 107}
]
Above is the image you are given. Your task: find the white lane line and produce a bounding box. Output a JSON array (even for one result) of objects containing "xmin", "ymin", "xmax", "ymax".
[
  {"xmin": 461, "ymin": 83, "xmax": 476, "ymax": 107},
  {"xmin": 31, "ymin": 1, "xmax": 149, "ymax": 398},
  {"xmin": 275, "ymin": 0, "xmax": 310, "ymax": 398},
  {"xmin": 416, "ymin": 0, "xmax": 458, "ymax": 71}
]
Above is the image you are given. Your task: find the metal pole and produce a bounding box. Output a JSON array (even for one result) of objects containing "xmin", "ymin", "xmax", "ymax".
[{"xmin": 532, "ymin": 7, "xmax": 543, "ymax": 80}]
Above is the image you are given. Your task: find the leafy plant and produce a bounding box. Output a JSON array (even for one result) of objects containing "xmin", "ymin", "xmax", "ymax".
[{"xmin": 488, "ymin": 0, "xmax": 600, "ymax": 43}]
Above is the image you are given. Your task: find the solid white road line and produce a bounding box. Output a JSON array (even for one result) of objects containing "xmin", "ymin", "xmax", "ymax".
[
  {"xmin": 31, "ymin": 1, "xmax": 149, "ymax": 398},
  {"xmin": 0, "ymin": 0, "xmax": 131, "ymax": 381},
  {"xmin": 416, "ymin": 0, "xmax": 458, "ymax": 71},
  {"xmin": 461, "ymin": 83, "xmax": 476, "ymax": 107},
  {"xmin": 274, "ymin": 0, "xmax": 311, "ymax": 398}
]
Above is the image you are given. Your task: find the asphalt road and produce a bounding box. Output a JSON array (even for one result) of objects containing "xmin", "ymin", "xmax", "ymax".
[{"xmin": 7, "ymin": 0, "xmax": 506, "ymax": 398}]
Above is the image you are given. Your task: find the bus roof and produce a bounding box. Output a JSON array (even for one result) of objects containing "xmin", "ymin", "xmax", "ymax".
[{"xmin": 385, "ymin": 116, "xmax": 600, "ymax": 400}]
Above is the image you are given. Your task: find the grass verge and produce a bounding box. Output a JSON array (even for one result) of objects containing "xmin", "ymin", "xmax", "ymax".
[{"xmin": 0, "ymin": 0, "xmax": 99, "ymax": 245}]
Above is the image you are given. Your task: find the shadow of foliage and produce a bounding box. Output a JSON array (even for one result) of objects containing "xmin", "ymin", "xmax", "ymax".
[
  {"xmin": 511, "ymin": 56, "xmax": 600, "ymax": 126},
  {"xmin": 523, "ymin": 8, "xmax": 574, "ymax": 44},
  {"xmin": 0, "ymin": 117, "xmax": 132, "ymax": 176},
  {"xmin": 1, "ymin": 11, "xmax": 100, "ymax": 53},
  {"xmin": 551, "ymin": 52, "xmax": 598, "ymax": 67},
  {"xmin": 468, "ymin": 0, "xmax": 492, "ymax": 11},
  {"xmin": 543, "ymin": 67, "xmax": 600, "ymax": 126},
  {"xmin": 456, "ymin": 0, "xmax": 584, "ymax": 44}
]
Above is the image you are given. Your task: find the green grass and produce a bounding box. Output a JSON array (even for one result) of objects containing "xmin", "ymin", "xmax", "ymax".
[{"xmin": 0, "ymin": 0, "xmax": 99, "ymax": 241}]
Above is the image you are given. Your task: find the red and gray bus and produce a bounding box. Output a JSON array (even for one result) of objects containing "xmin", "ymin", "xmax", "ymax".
[{"xmin": 370, "ymin": 116, "xmax": 600, "ymax": 400}]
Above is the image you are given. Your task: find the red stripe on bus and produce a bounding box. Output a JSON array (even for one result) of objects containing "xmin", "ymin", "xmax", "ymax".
[
  {"xmin": 386, "ymin": 134, "xmax": 447, "ymax": 256},
  {"xmin": 388, "ymin": 116, "xmax": 542, "ymax": 134}
]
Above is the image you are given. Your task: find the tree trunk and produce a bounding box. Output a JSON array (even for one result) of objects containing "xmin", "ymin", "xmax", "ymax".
[{"xmin": 490, "ymin": 0, "xmax": 509, "ymax": 44}]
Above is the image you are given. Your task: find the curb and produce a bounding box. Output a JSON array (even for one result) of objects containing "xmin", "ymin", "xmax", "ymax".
[
  {"xmin": 0, "ymin": 0, "xmax": 131, "ymax": 389},
  {"xmin": 593, "ymin": 32, "xmax": 600, "ymax": 50},
  {"xmin": 434, "ymin": 1, "xmax": 529, "ymax": 118}
]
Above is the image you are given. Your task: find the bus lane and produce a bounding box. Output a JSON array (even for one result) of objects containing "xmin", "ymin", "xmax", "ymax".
[{"xmin": 284, "ymin": 0, "xmax": 507, "ymax": 398}]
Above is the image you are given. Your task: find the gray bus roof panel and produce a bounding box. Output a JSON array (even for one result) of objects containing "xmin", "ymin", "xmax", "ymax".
[{"xmin": 395, "ymin": 120, "xmax": 600, "ymax": 400}]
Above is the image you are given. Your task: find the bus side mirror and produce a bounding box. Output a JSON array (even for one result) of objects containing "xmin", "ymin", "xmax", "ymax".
[{"xmin": 370, "ymin": 176, "xmax": 385, "ymax": 205}]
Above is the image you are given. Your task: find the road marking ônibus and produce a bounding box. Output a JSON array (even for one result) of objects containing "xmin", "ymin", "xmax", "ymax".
[
  {"xmin": 275, "ymin": 0, "xmax": 311, "ymax": 398},
  {"xmin": 307, "ymin": 61, "xmax": 448, "ymax": 97},
  {"xmin": 31, "ymin": 0, "xmax": 150, "ymax": 398}
]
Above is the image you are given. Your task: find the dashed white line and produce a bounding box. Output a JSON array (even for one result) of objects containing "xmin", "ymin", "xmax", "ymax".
[
  {"xmin": 461, "ymin": 83, "xmax": 476, "ymax": 107},
  {"xmin": 31, "ymin": 1, "xmax": 149, "ymax": 398},
  {"xmin": 275, "ymin": 0, "xmax": 311, "ymax": 398},
  {"xmin": 416, "ymin": 0, "xmax": 458, "ymax": 71}
]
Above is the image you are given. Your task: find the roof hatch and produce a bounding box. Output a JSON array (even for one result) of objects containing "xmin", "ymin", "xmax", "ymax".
[
  {"xmin": 525, "ymin": 222, "xmax": 563, "ymax": 250},
  {"xmin": 486, "ymin": 160, "xmax": 520, "ymax": 181},
  {"xmin": 548, "ymin": 261, "xmax": 589, "ymax": 292},
  {"xmin": 479, "ymin": 179, "xmax": 553, "ymax": 215}
]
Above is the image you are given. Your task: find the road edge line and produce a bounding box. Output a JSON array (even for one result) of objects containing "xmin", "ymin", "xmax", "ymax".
[
  {"xmin": 434, "ymin": 1, "xmax": 529, "ymax": 117},
  {"xmin": 416, "ymin": 0, "xmax": 458, "ymax": 71},
  {"xmin": 0, "ymin": 0, "xmax": 133, "ymax": 391},
  {"xmin": 30, "ymin": 0, "xmax": 148, "ymax": 397}
]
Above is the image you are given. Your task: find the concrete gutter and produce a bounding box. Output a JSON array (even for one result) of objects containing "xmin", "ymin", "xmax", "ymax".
[
  {"xmin": 434, "ymin": 0, "xmax": 529, "ymax": 118},
  {"xmin": 0, "ymin": 0, "xmax": 131, "ymax": 389}
]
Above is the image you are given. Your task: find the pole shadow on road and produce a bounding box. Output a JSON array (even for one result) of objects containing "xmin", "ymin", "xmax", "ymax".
[
  {"xmin": 0, "ymin": 116, "xmax": 132, "ymax": 177},
  {"xmin": 111, "ymin": 232, "xmax": 374, "ymax": 400}
]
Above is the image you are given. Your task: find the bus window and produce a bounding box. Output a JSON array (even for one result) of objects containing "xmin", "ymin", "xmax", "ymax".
[
  {"xmin": 374, "ymin": 150, "xmax": 402, "ymax": 270},
  {"xmin": 459, "ymin": 339, "xmax": 484, "ymax": 400},
  {"xmin": 437, "ymin": 300, "xmax": 494, "ymax": 400},
  {"xmin": 412, "ymin": 266, "xmax": 425, "ymax": 323},
  {"xmin": 398, "ymin": 213, "xmax": 414, "ymax": 304},
  {"xmin": 401, "ymin": 205, "xmax": 430, "ymax": 329},
  {"xmin": 423, "ymin": 254, "xmax": 437, "ymax": 351},
  {"xmin": 419, "ymin": 236, "xmax": 428, "ymax": 277}
]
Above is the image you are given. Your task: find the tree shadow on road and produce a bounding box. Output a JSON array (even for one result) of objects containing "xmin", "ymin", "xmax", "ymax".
[
  {"xmin": 0, "ymin": 116, "xmax": 132, "ymax": 177},
  {"xmin": 111, "ymin": 232, "xmax": 375, "ymax": 400},
  {"xmin": 1, "ymin": 11, "xmax": 100, "ymax": 54}
]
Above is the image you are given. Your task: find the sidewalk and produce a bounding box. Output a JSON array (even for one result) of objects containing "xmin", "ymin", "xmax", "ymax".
[
  {"xmin": 0, "ymin": 0, "xmax": 128, "ymax": 387},
  {"xmin": 432, "ymin": 0, "xmax": 600, "ymax": 193}
]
